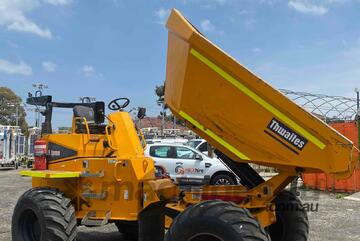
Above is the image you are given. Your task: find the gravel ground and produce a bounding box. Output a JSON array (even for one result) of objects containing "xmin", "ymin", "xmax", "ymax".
[{"xmin": 1, "ymin": 168, "xmax": 359, "ymax": 241}]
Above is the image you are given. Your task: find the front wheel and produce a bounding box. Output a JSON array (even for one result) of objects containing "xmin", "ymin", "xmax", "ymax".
[
  {"xmin": 12, "ymin": 187, "xmax": 77, "ymax": 241},
  {"xmin": 165, "ymin": 200, "xmax": 271, "ymax": 241}
]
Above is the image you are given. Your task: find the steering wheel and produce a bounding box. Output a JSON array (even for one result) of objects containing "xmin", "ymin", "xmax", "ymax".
[{"xmin": 108, "ymin": 97, "xmax": 130, "ymax": 111}]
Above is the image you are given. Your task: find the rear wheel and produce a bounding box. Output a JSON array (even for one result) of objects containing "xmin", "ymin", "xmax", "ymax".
[
  {"xmin": 268, "ymin": 190, "xmax": 309, "ymax": 241},
  {"xmin": 12, "ymin": 187, "xmax": 77, "ymax": 241},
  {"xmin": 165, "ymin": 200, "xmax": 271, "ymax": 241},
  {"xmin": 210, "ymin": 173, "xmax": 235, "ymax": 185},
  {"xmin": 115, "ymin": 221, "xmax": 138, "ymax": 241}
]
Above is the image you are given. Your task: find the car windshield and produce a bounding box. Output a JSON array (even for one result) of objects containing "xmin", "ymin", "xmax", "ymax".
[{"xmin": 186, "ymin": 140, "xmax": 202, "ymax": 148}]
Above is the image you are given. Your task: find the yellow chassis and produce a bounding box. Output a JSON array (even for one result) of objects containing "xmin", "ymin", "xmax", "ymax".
[{"xmin": 21, "ymin": 168, "xmax": 296, "ymax": 228}]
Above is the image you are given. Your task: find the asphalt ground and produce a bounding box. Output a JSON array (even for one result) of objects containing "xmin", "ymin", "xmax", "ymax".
[{"xmin": 0, "ymin": 168, "xmax": 359, "ymax": 241}]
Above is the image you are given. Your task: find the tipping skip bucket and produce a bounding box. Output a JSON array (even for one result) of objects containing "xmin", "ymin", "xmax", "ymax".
[{"xmin": 164, "ymin": 9, "xmax": 357, "ymax": 179}]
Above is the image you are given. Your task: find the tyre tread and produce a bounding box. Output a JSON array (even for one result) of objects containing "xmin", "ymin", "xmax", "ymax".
[
  {"xmin": 12, "ymin": 187, "xmax": 77, "ymax": 241},
  {"xmin": 166, "ymin": 200, "xmax": 271, "ymax": 241},
  {"xmin": 269, "ymin": 190, "xmax": 309, "ymax": 241}
]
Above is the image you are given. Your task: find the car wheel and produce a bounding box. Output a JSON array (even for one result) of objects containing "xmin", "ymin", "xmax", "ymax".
[{"xmin": 210, "ymin": 173, "xmax": 235, "ymax": 185}]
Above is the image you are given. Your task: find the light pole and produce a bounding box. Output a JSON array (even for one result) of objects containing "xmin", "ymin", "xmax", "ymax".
[
  {"xmin": 32, "ymin": 83, "xmax": 48, "ymax": 92},
  {"xmin": 12, "ymin": 104, "xmax": 19, "ymax": 127},
  {"xmin": 173, "ymin": 115, "xmax": 176, "ymax": 129},
  {"xmin": 32, "ymin": 83, "xmax": 48, "ymax": 127},
  {"xmin": 79, "ymin": 97, "xmax": 96, "ymax": 103},
  {"xmin": 129, "ymin": 107, "xmax": 141, "ymax": 128},
  {"xmin": 355, "ymin": 88, "xmax": 360, "ymax": 161},
  {"xmin": 355, "ymin": 88, "xmax": 359, "ymax": 111},
  {"xmin": 5, "ymin": 103, "xmax": 21, "ymax": 127}
]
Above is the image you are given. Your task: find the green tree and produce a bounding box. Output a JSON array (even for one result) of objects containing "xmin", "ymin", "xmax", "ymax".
[
  {"xmin": 0, "ymin": 87, "xmax": 28, "ymax": 135},
  {"xmin": 154, "ymin": 84, "xmax": 185, "ymax": 128},
  {"xmin": 155, "ymin": 85, "xmax": 165, "ymax": 104}
]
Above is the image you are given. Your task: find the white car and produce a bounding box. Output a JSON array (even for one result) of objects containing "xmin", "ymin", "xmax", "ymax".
[
  {"xmin": 186, "ymin": 139, "xmax": 208, "ymax": 154},
  {"xmin": 145, "ymin": 143, "xmax": 237, "ymax": 185},
  {"xmin": 145, "ymin": 138, "xmax": 188, "ymax": 145}
]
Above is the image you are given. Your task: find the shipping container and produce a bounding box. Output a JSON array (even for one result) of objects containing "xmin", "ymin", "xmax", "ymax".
[{"xmin": 303, "ymin": 121, "xmax": 360, "ymax": 192}]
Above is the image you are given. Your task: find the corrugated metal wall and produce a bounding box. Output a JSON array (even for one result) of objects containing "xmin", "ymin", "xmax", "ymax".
[{"xmin": 303, "ymin": 121, "xmax": 360, "ymax": 192}]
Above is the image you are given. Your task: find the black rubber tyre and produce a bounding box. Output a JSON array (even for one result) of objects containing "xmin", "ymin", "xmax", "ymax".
[
  {"xmin": 268, "ymin": 191, "xmax": 309, "ymax": 241},
  {"xmin": 12, "ymin": 187, "xmax": 77, "ymax": 241},
  {"xmin": 115, "ymin": 221, "xmax": 139, "ymax": 241},
  {"xmin": 210, "ymin": 173, "xmax": 236, "ymax": 185},
  {"xmin": 165, "ymin": 200, "xmax": 271, "ymax": 241}
]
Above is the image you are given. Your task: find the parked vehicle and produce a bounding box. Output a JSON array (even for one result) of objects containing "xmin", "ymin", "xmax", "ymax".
[
  {"xmin": 25, "ymin": 127, "xmax": 41, "ymax": 168},
  {"xmin": 186, "ymin": 138, "xmax": 209, "ymax": 154},
  {"xmin": 145, "ymin": 138, "xmax": 188, "ymax": 145},
  {"xmin": 145, "ymin": 143, "xmax": 237, "ymax": 185},
  {"xmin": 0, "ymin": 126, "xmax": 22, "ymax": 169}
]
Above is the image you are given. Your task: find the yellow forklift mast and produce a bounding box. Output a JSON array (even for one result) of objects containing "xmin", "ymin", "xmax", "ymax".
[{"xmin": 12, "ymin": 9, "xmax": 357, "ymax": 241}]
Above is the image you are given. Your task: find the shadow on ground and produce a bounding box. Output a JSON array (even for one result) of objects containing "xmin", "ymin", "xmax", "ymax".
[{"xmin": 77, "ymin": 231, "xmax": 125, "ymax": 241}]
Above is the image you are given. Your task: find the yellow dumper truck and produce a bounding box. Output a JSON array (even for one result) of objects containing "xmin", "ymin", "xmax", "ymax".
[{"xmin": 12, "ymin": 9, "xmax": 357, "ymax": 241}]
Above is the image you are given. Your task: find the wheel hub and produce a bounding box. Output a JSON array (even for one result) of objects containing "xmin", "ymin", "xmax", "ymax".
[
  {"xmin": 215, "ymin": 178, "xmax": 231, "ymax": 185},
  {"xmin": 190, "ymin": 234, "xmax": 224, "ymax": 241}
]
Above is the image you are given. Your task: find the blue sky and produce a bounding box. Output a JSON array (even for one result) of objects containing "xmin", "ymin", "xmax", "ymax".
[{"xmin": 0, "ymin": 0, "xmax": 360, "ymax": 128}]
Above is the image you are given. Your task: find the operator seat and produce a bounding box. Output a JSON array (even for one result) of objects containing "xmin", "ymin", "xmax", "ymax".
[
  {"xmin": 73, "ymin": 105, "xmax": 106, "ymax": 134},
  {"xmin": 73, "ymin": 106, "xmax": 95, "ymax": 123}
]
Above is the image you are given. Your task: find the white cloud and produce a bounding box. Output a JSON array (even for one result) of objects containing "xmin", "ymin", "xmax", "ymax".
[
  {"xmin": 7, "ymin": 20, "xmax": 52, "ymax": 39},
  {"xmin": 288, "ymin": 1, "xmax": 328, "ymax": 15},
  {"xmin": 154, "ymin": 8, "xmax": 171, "ymax": 25},
  {"xmin": 326, "ymin": 0, "xmax": 348, "ymax": 3},
  {"xmin": 244, "ymin": 18, "xmax": 256, "ymax": 30},
  {"xmin": 254, "ymin": 39, "xmax": 360, "ymax": 97},
  {"xmin": 200, "ymin": 19, "xmax": 224, "ymax": 34},
  {"xmin": 0, "ymin": 59, "xmax": 32, "ymax": 76},
  {"xmin": 200, "ymin": 19, "xmax": 215, "ymax": 32},
  {"xmin": 42, "ymin": 0, "xmax": 72, "ymax": 6},
  {"xmin": 252, "ymin": 47, "xmax": 262, "ymax": 53},
  {"xmin": 42, "ymin": 61, "xmax": 56, "ymax": 72},
  {"xmin": 238, "ymin": 10, "xmax": 255, "ymax": 15},
  {"xmin": 0, "ymin": 0, "xmax": 71, "ymax": 39},
  {"xmin": 81, "ymin": 65, "xmax": 103, "ymax": 79},
  {"xmin": 82, "ymin": 65, "xmax": 95, "ymax": 76}
]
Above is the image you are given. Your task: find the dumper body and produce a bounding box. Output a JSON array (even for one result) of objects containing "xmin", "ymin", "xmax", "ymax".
[{"xmin": 165, "ymin": 10, "xmax": 356, "ymax": 179}]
